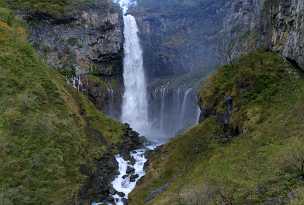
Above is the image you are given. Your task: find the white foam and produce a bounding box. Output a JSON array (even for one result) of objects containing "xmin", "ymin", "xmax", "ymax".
[{"xmin": 111, "ymin": 149, "xmax": 147, "ymax": 204}]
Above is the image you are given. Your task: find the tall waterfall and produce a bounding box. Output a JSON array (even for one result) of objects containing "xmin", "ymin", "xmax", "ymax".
[
  {"xmin": 116, "ymin": 0, "xmax": 201, "ymax": 143},
  {"xmin": 119, "ymin": 0, "xmax": 150, "ymax": 136}
]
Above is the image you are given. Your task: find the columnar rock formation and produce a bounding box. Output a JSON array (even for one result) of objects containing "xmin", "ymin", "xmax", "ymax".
[
  {"xmin": 263, "ymin": 0, "xmax": 304, "ymax": 69},
  {"xmin": 133, "ymin": 0, "xmax": 304, "ymax": 75},
  {"xmin": 23, "ymin": 0, "xmax": 125, "ymax": 118}
]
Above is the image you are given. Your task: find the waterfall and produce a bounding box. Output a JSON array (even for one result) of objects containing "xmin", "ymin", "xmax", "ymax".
[
  {"xmin": 178, "ymin": 88, "xmax": 192, "ymax": 130},
  {"xmin": 159, "ymin": 87, "xmax": 166, "ymax": 133},
  {"xmin": 92, "ymin": 1, "xmax": 202, "ymax": 204},
  {"xmin": 196, "ymin": 107, "xmax": 201, "ymax": 124},
  {"xmin": 96, "ymin": 1, "xmax": 153, "ymax": 204},
  {"xmin": 107, "ymin": 87, "xmax": 115, "ymax": 117},
  {"xmin": 148, "ymin": 86, "xmax": 201, "ymax": 141},
  {"xmin": 119, "ymin": 0, "xmax": 150, "ymax": 136}
]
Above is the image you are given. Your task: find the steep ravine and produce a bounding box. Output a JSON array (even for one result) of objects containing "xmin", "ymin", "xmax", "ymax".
[{"xmin": 2, "ymin": 0, "xmax": 304, "ymax": 204}]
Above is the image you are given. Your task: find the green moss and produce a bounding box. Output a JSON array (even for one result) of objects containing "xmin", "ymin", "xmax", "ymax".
[
  {"xmin": 7, "ymin": 0, "xmax": 94, "ymax": 17},
  {"xmin": 0, "ymin": 5, "xmax": 125, "ymax": 204},
  {"xmin": 130, "ymin": 51, "xmax": 304, "ymax": 205}
]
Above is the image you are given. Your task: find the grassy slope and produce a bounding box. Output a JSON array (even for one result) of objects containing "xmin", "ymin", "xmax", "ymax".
[
  {"xmin": 0, "ymin": 4, "xmax": 125, "ymax": 204},
  {"xmin": 129, "ymin": 51, "xmax": 304, "ymax": 205}
]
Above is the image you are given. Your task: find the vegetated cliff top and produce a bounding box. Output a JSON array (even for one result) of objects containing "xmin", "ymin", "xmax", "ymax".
[
  {"xmin": 6, "ymin": 0, "xmax": 97, "ymax": 17},
  {"xmin": 129, "ymin": 51, "xmax": 304, "ymax": 205},
  {"xmin": 0, "ymin": 4, "xmax": 126, "ymax": 204}
]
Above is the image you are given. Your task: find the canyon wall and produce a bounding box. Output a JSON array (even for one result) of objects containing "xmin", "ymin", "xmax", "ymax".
[
  {"xmin": 134, "ymin": 0, "xmax": 304, "ymax": 75},
  {"xmin": 131, "ymin": 0, "xmax": 265, "ymax": 139},
  {"xmin": 21, "ymin": 0, "xmax": 124, "ymax": 118},
  {"xmin": 263, "ymin": 0, "xmax": 304, "ymax": 69},
  {"xmin": 132, "ymin": 0, "xmax": 264, "ymax": 81}
]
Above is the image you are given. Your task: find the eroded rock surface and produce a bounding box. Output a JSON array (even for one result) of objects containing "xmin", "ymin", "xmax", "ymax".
[{"xmin": 22, "ymin": 0, "xmax": 124, "ymax": 118}]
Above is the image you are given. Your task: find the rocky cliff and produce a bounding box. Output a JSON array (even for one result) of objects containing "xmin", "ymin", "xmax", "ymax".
[
  {"xmin": 130, "ymin": 0, "xmax": 265, "ymax": 139},
  {"xmin": 263, "ymin": 0, "xmax": 304, "ymax": 69},
  {"xmin": 133, "ymin": 0, "xmax": 304, "ymax": 77},
  {"xmin": 132, "ymin": 0, "xmax": 264, "ymax": 80},
  {"xmin": 19, "ymin": 0, "xmax": 124, "ymax": 118},
  {"xmin": 132, "ymin": 0, "xmax": 222, "ymax": 80}
]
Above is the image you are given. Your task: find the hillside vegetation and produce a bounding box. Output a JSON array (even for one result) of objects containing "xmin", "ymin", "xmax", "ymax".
[
  {"xmin": 0, "ymin": 3, "xmax": 126, "ymax": 204},
  {"xmin": 129, "ymin": 51, "xmax": 304, "ymax": 205},
  {"xmin": 6, "ymin": 0, "xmax": 94, "ymax": 17}
]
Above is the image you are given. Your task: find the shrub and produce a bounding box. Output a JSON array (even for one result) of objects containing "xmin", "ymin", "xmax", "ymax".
[{"xmin": 279, "ymin": 138, "xmax": 304, "ymax": 178}]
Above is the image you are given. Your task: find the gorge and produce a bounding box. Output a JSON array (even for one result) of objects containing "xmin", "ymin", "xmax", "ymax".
[{"xmin": 1, "ymin": 0, "xmax": 304, "ymax": 205}]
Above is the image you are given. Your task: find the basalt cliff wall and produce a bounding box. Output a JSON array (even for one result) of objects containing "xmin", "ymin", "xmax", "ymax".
[
  {"xmin": 21, "ymin": 0, "xmax": 124, "ymax": 118},
  {"xmin": 133, "ymin": 0, "xmax": 304, "ymax": 78}
]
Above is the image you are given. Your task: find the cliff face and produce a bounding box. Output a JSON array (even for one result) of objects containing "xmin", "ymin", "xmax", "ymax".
[
  {"xmin": 133, "ymin": 0, "xmax": 223, "ymax": 80},
  {"xmin": 22, "ymin": 0, "xmax": 124, "ymax": 118},
  {"xmin": 134, "ymin": 0, "xmax": 304, "ymax": 77},
  {"xmin": 132, "ymin": 0, "xmax": 265, "ymax": 81},
  {"xmin": 264, "ymin": 0, "xmax": 304, "ymax": 69},
  {"xmin": 216, "ymin": 0, "xmax": 304, "ymax": 71},
  {"xmin": 131, "ymin": 0, "xmax": 265, "ymax": 139}
]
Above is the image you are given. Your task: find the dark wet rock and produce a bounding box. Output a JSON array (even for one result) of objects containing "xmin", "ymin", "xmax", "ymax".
[
  {"xmin": 129, "ymin": 156, "xmax": 136, "ymax": 166},
  {"xmin": 130, "ymin": 174, "xmax": 139, "ymax": 182},
  {"xmin": 119, "ymin": 124, "xmax": 144, "ymax": 160},
  {"xmin": 85, "ymin": 74, "xmax": 123, "ymax": 119},
  {"xmin": 126, "ymin": 166, "xmax": 135, "ymax": 175},
  {"xmin": 105, "ymin": 196, "xmax": 115, "ymax": 204},
  {"xmin": 77, "ymin": 122, "xmax": 144, "ymax": 203},
  {"xmin": 122, "ymin": 175, "xmax": 128, "ymax": 179},
  {"xmin": 109, "ymin": 187, "xmax": 117, "ymax": 195},
  {"xmin": 79, "ymin": 152, "xmax": 118, "ymax": 204},
  {"xmin": 121, "ymin": 198, "xmax": 128, "ymax": 205},
  {"xmin": 117, "ymin": 192, "xmax": 125, "ymax": 198}
]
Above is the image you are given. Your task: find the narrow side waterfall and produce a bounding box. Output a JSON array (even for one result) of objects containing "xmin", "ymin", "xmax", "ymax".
[
  {"xmin": 120, "ymin": 3, "xmax": 150, "ymax": 137},
  {"xmin": 178, "ymin": 88, "xmax": 192, "ymax": 129},
  {"xmin": 148, "ymin": 85, "xmax": 201, "ymax": 141}
]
